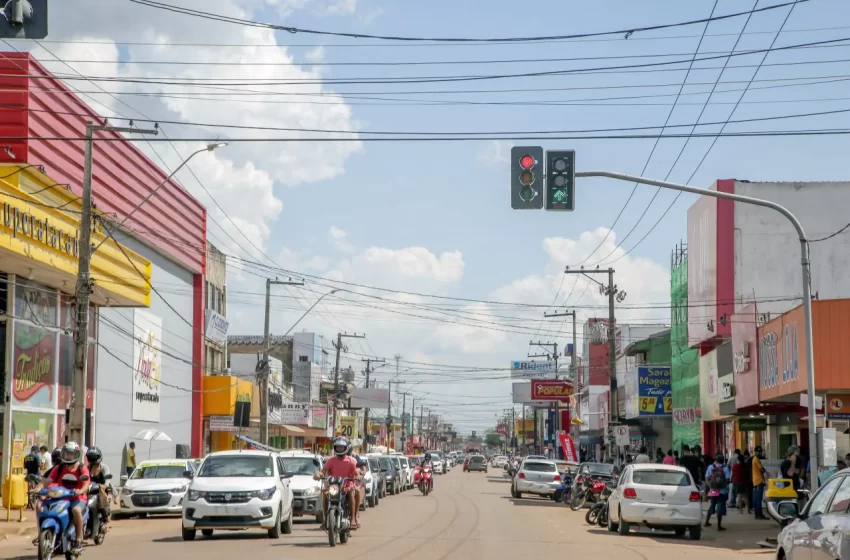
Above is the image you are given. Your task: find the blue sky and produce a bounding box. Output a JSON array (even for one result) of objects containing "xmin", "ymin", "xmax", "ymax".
[{"xmin": 44, "ymin": 0, "xmax": 850, "ymax": 432}]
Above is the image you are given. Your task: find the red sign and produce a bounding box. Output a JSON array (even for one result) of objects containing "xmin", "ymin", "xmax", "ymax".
[
  {"xmin": 496, "ymin": 423, "xmax": 506, "ymax": 435},
  {"xmin": 13, "ymin": 324, "xmax": 55, "ymax": 406},
  {"xmin": 557, "ymin": 431, "xmax": 577, "ymax": 462},
  {"xmin": 530, "ymin": 380, "xmax": 573, "ymax": 402}
]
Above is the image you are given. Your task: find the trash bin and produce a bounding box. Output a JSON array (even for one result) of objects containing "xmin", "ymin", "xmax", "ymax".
[{"xmin": 2, "ymin": 474, "xmax": 27, "ymax": 521}]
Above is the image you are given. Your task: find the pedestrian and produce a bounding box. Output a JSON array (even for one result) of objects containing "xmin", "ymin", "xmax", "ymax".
[
  {"xmin": 730, "ymin": 450, "xmax": 742, "ymax": 508},
  {"xmin": 125, "ymin": 442, "xmax": 136, "ymax": 477},
  {"xmin": 705, "ymin": 454, "xmax": 731, "ymax": 531},
  {"xmin": 634, "ymin": 446, "xmax": 651, "ymax": 464},
  {"xmin": 680, "ymin": 445, "xmax": 704, "ymax": 491},
  {"xmin": 740, "ymin": 450, "xmax": 753, "ymax": 513},
  {"xmin": 39, "ymin": 445, "xmax": 52, "ymax": 474},
  {"xmin": 663, "ymin": 450, "xmax": 676, "ymax": 465},
  {"xmin": 752, "ymin": 445, "xmax": 768, "ymax": 520},
  {"xmin": 655, "ymin": 447, "xmax": 665, "ymax": 463},
  {"xmin": 673, "ymin": 450, "xmax": 680, "ymax": 465}
]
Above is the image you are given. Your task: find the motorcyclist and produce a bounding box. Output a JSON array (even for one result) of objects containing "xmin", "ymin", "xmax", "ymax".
[
  {"xmin": 313, "ymin": 437, "xmax": 361, "ymax": 530},
  {"xmin": 84, "ymin": 447, "xmax": 111, "ymax": 531},
  {"xmin": 354, "ymin": 455, "xmax": 368, "ymax": 511},
  {"xmin": 421, "ymin": 453, "xmax": 434, "ymax": 491},
  {"xmin": 40, "ymin": 442, "xmax": 90, "ymax": 553}
]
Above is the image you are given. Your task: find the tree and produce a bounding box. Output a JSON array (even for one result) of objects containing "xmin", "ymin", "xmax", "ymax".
[{"xmin": 484, "ymin": 431, "xmax": 503, "ymax": 450}]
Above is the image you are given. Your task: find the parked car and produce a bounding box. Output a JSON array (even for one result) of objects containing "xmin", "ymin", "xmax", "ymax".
[
  {"xmin": 278, "ymin": 451, "xmax": 324, "ymax": 523},
  {"xmin": 388, "ymin": 456, "xmax": 406, "ymax": 492},
  {"xmin": 775, "ymin": 467, "xmax": 850, "ymax": 560},
  {"xmin": 181, "ymin": 450, "xmax": 294, "ymax": 541},
  {"xmin": 493, "ymin": 456, "xmax": 508, "ymax": 468},
  {"xmin": 398, "ymin": 456, "xmax": 414, "ymax": 490},
  {"xmin": 378, "ymin": 455, "xmax": 402, "ymax": 495},
  {"xmin": 361, "ymin": 458, "xmax": 379, "ymax": 508},
  {"xmin": 512, "ymin": 459, "xmax": 562, "ymax": 499},
  {"xmin": 119, "ymin": 459, "xmax": 197, "ymax": 517},
  {"xmin": 367, "ymin": 456, "xmax": 386, "ymax": 499},
  {"xmin": 427, "ymin": 451, "xmax": 446, "ymax": 474},
  {"xmin": 607, "ymin": 463, "xmax": 703, "ymax": 540},
  {"xmin": 466, "ymin": 455, "xmax": 487, "ymax": 473}
]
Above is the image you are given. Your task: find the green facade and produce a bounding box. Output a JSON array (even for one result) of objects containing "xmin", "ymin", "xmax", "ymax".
[{"xmin": 671, "ymin": 255, "xmax": 702, "ymax": 451}]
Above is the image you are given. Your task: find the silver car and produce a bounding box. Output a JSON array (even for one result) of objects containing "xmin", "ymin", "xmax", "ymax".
[{"xmin": 512, "ymin": 459, "xmax": 562, "ymax": 499}]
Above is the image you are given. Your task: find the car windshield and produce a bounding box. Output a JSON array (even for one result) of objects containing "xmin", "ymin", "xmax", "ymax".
[
  {"xmin": 523, "ymin": 462, "xmax": 557, "ymax": 473},
  {"xmin": 408, "ymin": 457, "xmax": 420, "ymax": 466},
  {"xmin": 280, "ymin": 457, "xmax": 320, "ymax": 475},
  {"xmin": 131, "ymin": 465, "xmax": 186, "ymax": 480},
  {"xmin": 197, "ymin": 455, "xmax": 273, "ymax": 478},
  {"xmin": 470, "ymin": 456, "xmax": 484, "ymax": 463},
  {"xmin": 585, "ymin": 463, "xmax": 616, "ymax": 476},
  {"xmin": 368, "ymin": 458, "xmax": 380, "ymax": 471},
  {"xmin": 379, "ymin": 457, "xmax": 392, "ymax": 470},
  {"xmin": 633, "ymin": 469, "xmax": 691, "ymax": 486}
]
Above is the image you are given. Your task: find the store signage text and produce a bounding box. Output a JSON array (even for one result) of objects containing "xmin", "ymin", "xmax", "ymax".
[
  {"xmin": 781, "ymin": 323, "xmax": 798, "ymax": 384},
  {"xmin": 733, "ymin": 342, "xmax": 751, "ymax": 374},
  {"xmin": 759, "ymin": 323, "xmax": 798, "ymax": 390},
  {"xmin": 530, "ymin": 380, "xmax": 572, "ymax": 402},
  {"xmin": 759, "ymin": 331, "xmax": 779, "ymax": 390},
  {"xmin": 3, "ymin": 202, "xmax": 82, "ymax": 257},
  {"xmin": 673, "ymin": 407, "xmax": 698, "ymax": 425},
  {"xmin": 15, "ymin": 347, "xmax": 52, "ymax": 401}
]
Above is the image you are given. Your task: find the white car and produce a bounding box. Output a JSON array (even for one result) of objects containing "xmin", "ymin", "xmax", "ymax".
[
  {"xmin": 426, "ymin": 451, "xmax": 446, "ymax": 474},
  {"xmin": 182, "ymin": 450, "xmax": 295, "ymax": 541},
  {"xmin": 361, "ymin": 458, "xmax": 379, "ymax": 507},
  {"xmin": 607, "ymin": 463, "xmax": 703, "ymax": 540},
  {"xmin": 513, "ymin": 459, "xmax": 562, "ymax": 498},
  {"xmin": 398, "ymin": 456, "xmax": 414, "ymax": 490},
  {"xmin": 493, "ymin": 456, "xmax": 508, "ymax": 468},
  {"xmin": 278, "ymin": 451, "xmax": 324, "ymax": 523},
  {"xmin": 120, "ymin": 459, "xmax": 197, "ymax": 516}
]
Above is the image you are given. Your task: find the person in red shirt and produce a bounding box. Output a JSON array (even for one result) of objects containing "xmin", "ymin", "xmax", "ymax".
[
  {"xmin": 43, "ymin": 442, "xmax": 90, "ymax": 552},
  {"xmin": 314, "ymin": 437, "xmax": 361, "ymax": 529}
]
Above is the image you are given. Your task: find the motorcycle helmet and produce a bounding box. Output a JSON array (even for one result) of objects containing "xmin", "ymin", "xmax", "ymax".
[
  {"xmin": 332, "ymin": 437, "xmax": 351, "ymax": 457},
  {"xmin": 60, "ymin": 442, "xmax": 81, "ymax": 465},
  {"xmin": 85, "ymin": 446, "xmax": 103, "ymax": 465},
  {"xmin": 51, "ymin": 447, "xmax": 62, "ymax": 466},
  {"xmin": 424, "ymin": 452, "xmax": 431, "ymax": 462}
]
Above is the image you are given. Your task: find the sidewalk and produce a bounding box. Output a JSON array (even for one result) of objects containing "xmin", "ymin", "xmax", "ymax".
[{"xmin": 0, "ymin": 507, "xmax": 38, "ymax": 539}]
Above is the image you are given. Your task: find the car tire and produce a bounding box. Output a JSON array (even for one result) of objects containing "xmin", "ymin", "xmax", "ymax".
[
  {"xmin": 516, "ymin": 490, "xmax": 523, "ymax": 499},
  {"xmin": 182, "ymin": 528, "xmax": 196, "ymax": 541},
  {"xmin": 617, "ymin": 508, "xmax": 629, "ymax": 535},
  {"xmin": 674, "ymin": 527, "xmax": 687, "ymax": 537},
  {"xmin": 281, "ymin": 505, "xmax": 293, "ymax": 535},
  {"xmin": 607, "ymin": 512, "xmax": 618, "ymax": 532},
  {"xmin": 689, "ymin": 525, "xmax": 702, "ymax": 540},
  {"xmin": 268, "ymin": 508, "xmax": 282, "ymax": 539},
  {"xmin": 201, "ymin": 529, "xmax": 213, "ymax": 537}
]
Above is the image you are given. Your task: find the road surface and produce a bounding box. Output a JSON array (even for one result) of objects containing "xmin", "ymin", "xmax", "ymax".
[{"xmin": 0, "ymin": 468, "xmax": 772, "ymax": 559}]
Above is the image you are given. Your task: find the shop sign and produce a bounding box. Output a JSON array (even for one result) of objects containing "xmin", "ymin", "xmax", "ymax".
[
  {"xmin": 530, "ymin": 380, "xmax": 573, "ymax": 402},
  {"xmin": 759, "ymin": 322, "xmax": 799, "ymax": 391},
  {"xmin": 673, "ymin": 407, "xmax": 699, "ymax": 425},
  {"xmin": 637, "ymin": 366, "xmax": 672, "ymax": 416},
  {"xmin": 209, "ymin": 415, "xmax": 237, "ymax": 432},
  {"xmin": 511, "ymin": 360, "xmax": 557, "ymax": 380},
  {"xmin": 759, "ymin": 331, "xmax": 779, "ymax": 390},
  {"xmin": 279, "ymin": 401, "xmax": 309, "ymax": 425},
  {"xmin": 338, "ymin": 416, "xmax": 357, "ymax": 438},
  {"xmin": 826, "ymin": 395, "xmax": 850, "ymax": 420},
  {"xmin": 733, "ymin": 342, "xmax": 751, "ymax": 374},
  {"xmin": 2, "ymin": 201, "xmax": 83, "ymax": 257},
  {"xmin": 132, "ymin": 310, "xmax": 163, "ymax": 423},
  {"xmin": 310, "ymin": 406, "xmax": 328, "ymax": 430},
  {"xmin": 204, "ymin": 309, "xmax": 229, "ymax": 345},
  {"xmin": 781, "ymin": 323, "xmax": 799, "ymax": 384},
  {"xmin": 738, "ymin": 417, "xmax": 767, "ymax": 432}
]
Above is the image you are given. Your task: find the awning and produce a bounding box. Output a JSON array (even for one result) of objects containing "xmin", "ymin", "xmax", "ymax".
[
  {"xmin": 235, "ymin": 435, "xmax": 277, "ymax": 451},
  {"xmin": 282, "ymin": 425, "xmax": 305, "ymax": 433}
]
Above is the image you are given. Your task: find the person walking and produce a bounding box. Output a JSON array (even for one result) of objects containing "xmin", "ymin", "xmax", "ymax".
[
  {"xmin": 634, "ymin": 446, "xmax": 651, "ymax": 464},
  {"xmin": 662, "ymin": 450, "xmax": 676, "ymax": 465},
  {"xmin": 739, "ymin": 450, "xmax": 753, "ymax": 513},
  {"xmin": 705, "ymin": 454, "xmax": 731, "ymax": 531},
  {"xmin": 752, "ymin": 446, "xmax": 768, "ymax": 520},
  {"xmin": 125, "ymin": 441, "xmax": 136, "ymax": 477}
]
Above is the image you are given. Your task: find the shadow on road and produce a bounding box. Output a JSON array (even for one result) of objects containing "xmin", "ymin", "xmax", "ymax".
[
  {"xmin": 501, "ymin": 496, "xmax": 563, "ymax": 508},
  {"xmin": 486, "ymin": 477, "xmax": 511, "ymax": 484},
  {"xmin": 273, "ymin": 541, "xmax": 333, "ymax": 548},
  {"xmin": 585, "ymin": 525, "xmax": 778, "ymax": 551}
]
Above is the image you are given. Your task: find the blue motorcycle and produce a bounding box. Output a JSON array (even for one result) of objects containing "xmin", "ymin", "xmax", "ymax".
[
  {"xmin": 553, "ymin": 472, "xmax": 573, "ymax": 504},
  {"xmin": 35, "ymin": 483, "xmax": 90, "ymax": 560}
]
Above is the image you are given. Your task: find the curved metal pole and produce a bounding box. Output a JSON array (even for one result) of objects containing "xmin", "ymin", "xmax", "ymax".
[{"xmin": 576, "ymin": 170, "xmax": 818, "ymax": 490}]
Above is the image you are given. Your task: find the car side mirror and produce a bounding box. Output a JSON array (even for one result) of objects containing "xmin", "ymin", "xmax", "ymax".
[
  {"xmin": 104, "ymin": 474, "xmax": 113, "ymax": 480},
  {"xmin": 182, "ymin": 470, "xmax": 194, "ymax": 479},
  {"xmin": 280, "ymin": 473, "xmax": 294, "ymax": 479},
  {"xmin": 777, "ymin": 501, "xmax": 800, "ymax": 519}
]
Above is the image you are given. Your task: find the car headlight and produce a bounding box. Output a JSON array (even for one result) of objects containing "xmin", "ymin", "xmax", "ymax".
[
  {"xmin": 170, "ymin": 486, "xmax": 188, "ymax": 494},
  {"xmin": 187, "ymin": 490, "xmax": 206, "ymax": 501},
  {"xmin": 302, "ymin": 487, "xmax": 320, "ymax": 497},
  {"xmin": 251, "ymin": 487, "xmax": 276, "ymax": 500},
  {"xmin": 122, "ymin": 487, "xmax": 134, "ymax": 496}
]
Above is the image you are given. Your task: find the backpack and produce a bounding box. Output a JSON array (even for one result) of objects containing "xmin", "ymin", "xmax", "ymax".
[{"xmin": 708, "ymin": 465, "xmax": 728, "ymax": 491}]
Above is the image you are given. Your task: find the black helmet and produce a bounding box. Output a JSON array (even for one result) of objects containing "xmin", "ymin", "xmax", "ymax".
[
  {"xmin": 85, "ymin": 446, "xmax": 103, "ymax": 465},
  {"xmin": 51, "ymin": 447, "xmax": 62, "ymax": 465},
  {"xmin": 332, "ymin": 437, "xmax": 351, "ymax": 458},
  {"xmin": 424, "ymin": 452, "xmax": 432, "ymax": 462},
  {"xmin": 60, "ymin": 442, "xmax": 81, "ymax": 465},
  {"xmin": 30, "ymin": 445, "xmax": 40, "ymax": 454}
]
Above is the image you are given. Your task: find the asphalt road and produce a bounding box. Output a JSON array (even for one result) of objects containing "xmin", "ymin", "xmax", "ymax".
[{"xmin": 0, "ymin": 467, "xmax": 773, "ymax": 560}]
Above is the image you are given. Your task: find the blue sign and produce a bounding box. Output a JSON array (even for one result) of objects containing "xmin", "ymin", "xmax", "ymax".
[{"xmin": 637, "ymin": 366, "xmax": 672, "ymax": 416}]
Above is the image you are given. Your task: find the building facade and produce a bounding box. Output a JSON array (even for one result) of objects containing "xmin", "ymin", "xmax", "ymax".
[
  {"xmin": 0, "ymin": 53, "xmax": 209, "ymax": 470},
  {"xmin": 670, "ymin": 244, "xmax": 702, "ymax": 451},
  {"xmin": 204, "ymin": 243, "xmax": 228, "ymax": 375}
]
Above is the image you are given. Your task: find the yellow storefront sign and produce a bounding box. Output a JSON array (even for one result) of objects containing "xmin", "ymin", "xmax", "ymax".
[
  {"xmin": 0, "ymin": 165, "xmax": 150, "ymax": 307},
  {"xmin": 338, "ymin": 416, "xmax": 357, "ymax": 439},
  {"xmin": 203, "ymin": 376, "xmax": 253, "ymax": 416}
]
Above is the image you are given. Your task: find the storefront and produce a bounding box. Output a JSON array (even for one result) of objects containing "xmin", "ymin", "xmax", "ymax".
[
  {"xmin": 699, "ymin": 345, "xmax": 738, "ymax": 455},
  {"xmin": 202, "ymin": 375, "xmax": 253, "ymax": 452},
  {"xmin": 0, "ymin": 165, "xmax": 151, "ymax": 479}
]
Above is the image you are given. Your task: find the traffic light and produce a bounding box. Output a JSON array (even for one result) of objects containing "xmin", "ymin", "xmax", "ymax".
[
  {"xmin": 546, "ymin": 150, "xmax": 575, "ymax": 211},
  {"xmin": 511, "ymin": 146, "xmax": 543, "ymax": 209}
]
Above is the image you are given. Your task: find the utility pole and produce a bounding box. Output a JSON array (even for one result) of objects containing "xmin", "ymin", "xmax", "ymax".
[
  {"xmin": 529, "ymin": 342, "xmax": 559, "ymax": 457},
  {"xmin": 400, "ymin": 391, "xmax": 411, "ymax": 453},
  {"xmin": 386, "ymin": 380, "xmax": 406, "ymax": 450},
  {"xmin": 361, "ymin": 358, "xmax": 385, "ymax": 453},
  {"xmin": 69, "ymin": 122, "xmax": 158, "ymax": 444},
  {"xmin": 562, "ymin": 267, "xmax": 626, "ymax": 463},
  {"xmin": 419, "ymin": 405, "xmax": 424, "ymax": 449},
  {"xmin": 544, "ymin": 309, "xmax": 578, "ymax": 459},
  {"xmin": 331, "ymin": 332, "xmax": 365, "ymax": 435},
  {"xmin": 261, "ymin": 277, "xmax": 304, "ymax": 445}
]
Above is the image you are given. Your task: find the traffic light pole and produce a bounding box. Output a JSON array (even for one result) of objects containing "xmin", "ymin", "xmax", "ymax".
[
  {"xmin": 573, "ymin": 170, "xmax": 818, "ymax": 487},
  {"xmin": 543, "ymin": 310, "xmax": 579, "ymax": 458},
  {"xmin": 361, "ymin": 358, "xmax": 385, "ymax": 453}
]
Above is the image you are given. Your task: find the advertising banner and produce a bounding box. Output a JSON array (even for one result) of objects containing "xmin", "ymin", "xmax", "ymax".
[
  {"xmin": 512, "ymin": 382, "xmax": 532, "ymax": 403},
  {"xmin": 350, "ymin": 388, "xmax": 390, "ymax": 409},
  {"xmin": 209, "ymin": 415, "xmax": 237, "ymax": 432},
  {"xmin": 511, "ymin": 360, "xmax": 557, "ymax": 380},
  {"xmin": 310, "ymin": 406, "xmax": 328, "ymax": 429},
  {"xmin": 699, "ymin": 350, "xmax": 721, "ymax": 421},
  {"xmin": 132, "ymin": 310, "xmax": 163, "ymax": 423},
  {"xmin": 530, "ymin": 380, "xmax": 573, "ymax": 402},
  {"xmin": 204, "ymin": 309, "xmax": 229, "ymax": 345},
  {"xmin": 826, "ymin": 395, "xmax": 850, "ymax": 420},
  {"xmin": 279, "ymin": 402, "xmax": 310, "ymax": 425},
  {"xmin": 557, "ymin": 431, "xmax": 577, "ymax": 462},
  {"xmin": 12, "ymin": 279, "xmax": 60, "ymax": 409},
  {"xmin": 338, "ymin": 416, "xmax": 357, "ymax": 438},
  {"xmin": 637, "ymin": 366, "xmax": 672, "ymax": 416}
]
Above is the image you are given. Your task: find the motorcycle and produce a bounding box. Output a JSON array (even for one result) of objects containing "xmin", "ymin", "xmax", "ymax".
[
  {"xmin": 85, "ymin": 474, "xmax": 113, "ymax": 546},
  {"xmin": 324, "ymin": 476, "xmax": 354, "ymax": 547},
  {"xmin": 506, "ymin": 459, "xmax": 519, "ymax": 478},
  {"xmin": 552, "ymin": 472, "xmax": 573, "ymax": 504},
  {"xmin": 35, "ymin": 475, "xmax": 91, "ymax": 560},
  {"xmin": 419, "ymin": 467, "xmax": 433, "ymax": 496},
  {"xmin": 570, "ymin": 478, "xmax": 609, "ymax": 511},
  {"xmin": 584, "ymin": 485, "xmax": 613, "ymax": 525}
]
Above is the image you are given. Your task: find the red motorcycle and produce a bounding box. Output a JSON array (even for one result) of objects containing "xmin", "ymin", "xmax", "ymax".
[
  {"xmin": 570, "ymin": 478, "xmax": 609, "ymax": 510},
  {"xmin": 418, "ymin": 467, "xmax": 433, "ymax": 496}
]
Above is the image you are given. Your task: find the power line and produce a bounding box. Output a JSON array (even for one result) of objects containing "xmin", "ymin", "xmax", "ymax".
[{"xmin": 129, "ymin": 0, "xmax": 808, "ymax": 43}]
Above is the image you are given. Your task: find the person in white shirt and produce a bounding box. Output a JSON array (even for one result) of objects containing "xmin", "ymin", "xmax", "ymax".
[
  {"xmin": 634, "ymin": 446, "xmax": 651, "ymax": 464},
  {"xmin": 38, "ymin": 445, "xmax": 52, "ymax": 473}
]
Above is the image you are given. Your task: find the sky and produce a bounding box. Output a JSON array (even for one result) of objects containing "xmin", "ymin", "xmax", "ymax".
[{"xmin": 31, "ymin": 0, "xmax": 850, "ymax": 434}]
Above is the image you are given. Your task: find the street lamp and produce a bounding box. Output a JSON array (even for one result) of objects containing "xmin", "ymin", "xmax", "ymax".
[{"xmin": 284, "ymin": 289, "xmax": 339, "ymax": 336}]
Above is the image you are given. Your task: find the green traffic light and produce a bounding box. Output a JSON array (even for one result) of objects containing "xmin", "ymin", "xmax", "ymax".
[
  {"xmin": 552, "ymin": 189, "xmax": 568, "ymax": 203},
  {"xmin": 520, "ymin": 185, "xmax": 535, "ymax": 201}
]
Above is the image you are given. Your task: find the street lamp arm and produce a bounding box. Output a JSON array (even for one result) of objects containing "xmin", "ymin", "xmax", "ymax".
[{"xmin": 283, "ymin": 289, "xmax": 338, "ymax": 336}]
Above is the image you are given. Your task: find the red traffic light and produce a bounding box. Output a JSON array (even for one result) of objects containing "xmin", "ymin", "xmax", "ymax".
[{"xmin": 519, "ymin": 154, "xmax": 535, "ymax": 169}]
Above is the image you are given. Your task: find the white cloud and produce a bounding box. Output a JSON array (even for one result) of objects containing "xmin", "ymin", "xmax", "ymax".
[
  {"xmin": 328, "ymin": 226, "xmax": 355, "ymax": 253},
  {"xmin": 305, "ymin": 46, "xmax": 326, "ymax": 64},
  {"xmin": 476, "ymin": 140, "xmax": 511, "ymax": 164},
  {"xmin": 360, "ymin": 7, "xmax": 384, "ymax": 24}
]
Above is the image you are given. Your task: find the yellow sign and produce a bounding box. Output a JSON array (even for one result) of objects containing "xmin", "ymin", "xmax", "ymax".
[
  {"xmin": 339, "ymin": 416, "xmax": 357, "ymax": 439},
  {"xmin": 0, "ymin": 165, "xmax": 151, "ymax": 307},
  {"xmin": 203, "ymin": 376, "xmax": 254, "ymax": 416},
  {"xmin": 639, "ymin": 397, "xmax": 657, "ymax": 413},
  {"xmin": 10, "ymin": 439, "xmax": 24, "ymax": 472},
  {"xmin": 664, "ymin": 397, "xmax": 672, "ymax": 413}
]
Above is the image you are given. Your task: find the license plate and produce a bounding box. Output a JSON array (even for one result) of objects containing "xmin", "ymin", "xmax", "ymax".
[
  {"xmin": 224, "ymin": 506, "xmax": 243, "ymax": 515},
  {"xmin": 141, "ymin": 497, "xmax": 157, "ymax": 505},
  {"xmin": 294, "ymin": 500, "xmax": 303, "ymax": 508}
]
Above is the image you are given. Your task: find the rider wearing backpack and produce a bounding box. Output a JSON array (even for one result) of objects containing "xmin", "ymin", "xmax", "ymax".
[{"xmin": 704, "ymin": 454, "xmax": 731, "ymax": 531}]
